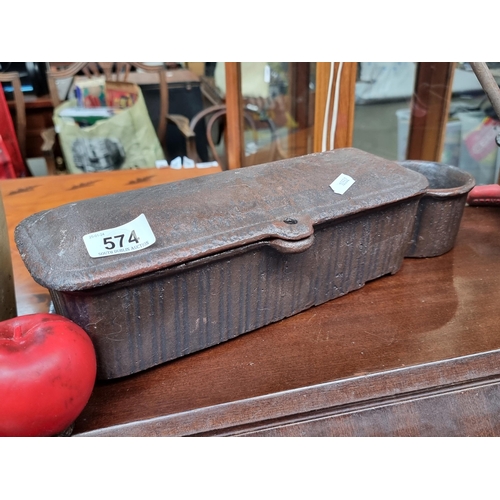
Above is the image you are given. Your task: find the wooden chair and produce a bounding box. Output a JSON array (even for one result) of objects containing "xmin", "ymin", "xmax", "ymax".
[
  {"xmin": 186, "ymin": 104, "xmax": 286, "ymax": 170},
  {"xmin": 199, "ymin": 75, "xmax": 225, "ymax": 107},
  {"xmin": 43, "ymin": 62, "xmax": 194, "ymax": 174},
  {"xmin": 0, "ymin": 72, "xmax": 26, "ymax": 161}
]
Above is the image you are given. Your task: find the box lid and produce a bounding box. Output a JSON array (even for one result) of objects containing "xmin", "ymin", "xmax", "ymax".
[{"xmin": 15, "ymin": 148, "xmax": 428, "ymax": 291}]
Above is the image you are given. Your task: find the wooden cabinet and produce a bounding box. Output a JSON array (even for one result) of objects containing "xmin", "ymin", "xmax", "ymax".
[{"xmin": 8, "ymin": 95, "xmax": 53, "ymax": 159}]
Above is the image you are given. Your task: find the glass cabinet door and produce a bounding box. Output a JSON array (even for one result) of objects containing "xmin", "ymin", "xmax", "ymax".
[
  {"xmin": 352, "ymin": 62, "xmax": 500, "ymax": 185},
  {"xmin": 196, "ymin": 62, "xmax": 317, "ymax": 168},
  {"xmin": 448, "ymin": 63, "xmax": 500, "ymax": 185},
  {"xmin": 187, "ymin": 61, "xmax": 500, "ymax": 185}
]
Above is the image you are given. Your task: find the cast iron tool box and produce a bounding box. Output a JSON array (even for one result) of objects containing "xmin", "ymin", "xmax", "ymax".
[{"xmin": 15, "ymin": 148, "xmax": 428, "ymax": 379}]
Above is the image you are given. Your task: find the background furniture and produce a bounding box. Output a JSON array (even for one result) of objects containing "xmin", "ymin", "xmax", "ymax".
[
  {"xmin": 406, "ymin": 63, "xmax": 456, "ymax": 162},
  {"xmin": 186, "ymin": 104, "xmax": 285, "ymax": 169},
  {"xmin": 4, "ymin": 170, "xmax": 500, "ymax": 435},
  {"xmin": 5, "ymin": 62, "xmax": 477, "ymax": 177},
  {"xmin": 73, "ymin": 205, "xmax": 500, "ymax": 436},
  {"xmin": 220, "ymin": 62, "xmax": 493, "ymax": 172},
  {"xmin": 5, "ymin": 66, "xmax": 209, "ymax": 172},
  {"xmin": 132, "ymin": 68, "xmax": 210, "ymax": 163},
  {"xmin": 6, "ymin": 94, "xmax": 55, "ymax": 166},
  {"xmin": 44, "ymin": 63, "xmax": 195, "ymax": 174}
]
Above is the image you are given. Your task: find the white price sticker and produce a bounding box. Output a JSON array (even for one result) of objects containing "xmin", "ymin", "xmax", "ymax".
[
  {"xmin": 330, "ymin": 173, "xmax": 355, "ymax": 195},
  {"xmin": 170, "ymin": 156, "xmax": 182, "ymax": 169},
  {"xmin": 183, "ymin": 156, "xmax": 195, "ymax": 168},
  {"xmin": 83, "ymin": 214, "xmax": 156, "ymax": 258}
]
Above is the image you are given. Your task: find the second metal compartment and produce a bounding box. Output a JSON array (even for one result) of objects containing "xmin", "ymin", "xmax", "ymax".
[{"xmin": 400, "ymin": 160, "xmax": 475, "ymax": 258}]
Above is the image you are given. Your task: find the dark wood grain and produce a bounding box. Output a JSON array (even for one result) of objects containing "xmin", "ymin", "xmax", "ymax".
[
  {"xmin": 224, "ymin": 63, "xmax": 244, "ymax": 169},
  {"xmin": 69, "ymin": 206, "xmax": 500, "ymax": 436},
  {"xmin": 241, "ymin": 380, "xmax": 500, "ymax": 437},
  {"xmin": 5, "ymin": 166, "xmax": 500, "ymax": 436},
  {"xmin": 407, "ymin": 62, "xmax": 456, "ymax": 162},
  {"xmin": 289, "ymin": 63, "xmax": 312, "ymax": 158}
]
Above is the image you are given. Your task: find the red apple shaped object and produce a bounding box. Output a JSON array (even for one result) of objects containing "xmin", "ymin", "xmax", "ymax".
[{"xmin": 0, "ymin": 313, "xmax": 97, "ymax": 437}]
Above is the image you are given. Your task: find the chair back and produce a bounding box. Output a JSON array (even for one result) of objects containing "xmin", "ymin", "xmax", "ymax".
[{"xmin": 188, "ymin": 104, "xmax": 281, "ymax": 170}]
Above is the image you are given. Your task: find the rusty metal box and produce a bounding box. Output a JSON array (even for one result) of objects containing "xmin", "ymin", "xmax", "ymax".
[{"xmin": 15, "ymin": 148, "xmax": 428, "ymax": 379}]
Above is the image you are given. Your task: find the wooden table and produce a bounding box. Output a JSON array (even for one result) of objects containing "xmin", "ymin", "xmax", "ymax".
[{"xmin": 3, "ymin": 170, "xmax": 500, "ymax": 436}]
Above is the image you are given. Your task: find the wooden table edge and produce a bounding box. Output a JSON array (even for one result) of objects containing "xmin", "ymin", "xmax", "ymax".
[{"xmin": 73, "ymin": 348, "xmax": 500, "ymax": 437}]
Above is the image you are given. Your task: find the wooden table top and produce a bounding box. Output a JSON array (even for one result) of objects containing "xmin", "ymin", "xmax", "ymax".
[
  {"xmin": 0, "ymin": 166, "xmax": 221, "ymax": 316},
  {"xmin": 3, "ymin": 168, "xmax": 500, "ymax": 436},
  {"xmin": 72, "ymin": 204, "xmax": 500, "ymax": 437}
]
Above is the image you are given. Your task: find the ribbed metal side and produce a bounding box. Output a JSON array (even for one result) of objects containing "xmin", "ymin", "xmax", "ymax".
[
  {"xmin": 398, "ymin": 160, "xmax": 474, "ymax": 258},
  {"xmin": 405, "ymin": 194, "xmax": 468, "ymax": 257},
  {"xmin": 51, "ymin": 199, "xmax": 419, "ymax": 379}
]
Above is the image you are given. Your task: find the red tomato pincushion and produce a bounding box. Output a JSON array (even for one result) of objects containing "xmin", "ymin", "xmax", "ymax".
[{"xmin": 0, "ymin": 313, "xmax": 97, "ymax": 437}]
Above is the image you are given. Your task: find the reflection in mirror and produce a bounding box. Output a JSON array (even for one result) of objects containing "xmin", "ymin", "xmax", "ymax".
[
  {"xmin": 353, "ymin": 62, "xmax": 500, "ymax": 185},
  {"xmin": 205, "ymin": 62, "xmax": 316, "ymax": 168}
]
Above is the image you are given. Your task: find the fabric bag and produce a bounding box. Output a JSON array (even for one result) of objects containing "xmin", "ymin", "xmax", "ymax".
[{"xmin": 53, "ymin": 84, "xmax": 165, "ymax": 174}]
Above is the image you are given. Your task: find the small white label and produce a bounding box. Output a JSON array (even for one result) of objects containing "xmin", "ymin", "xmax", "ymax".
[
  {"xmin": 155, "ymin": 159, "xmax": 169, "ymax": 168},
  {"xmin": 83, "ymin": 214, "xmax": 156, "ymax": 258},
  {"xmin": 330, "ymin": 174, "xmax": 355, "ymax": 195},
  {"xmin": 245, "ymin": 141, "xmax": 258, "ymax": 156},
  {"xmin": 196, "ymin": 161, "xmax": 219, "ymax": 169},
  {"xmin": 264, "ymin": 64, "xmax": 271, "ymax": 83},
  {"xmin": 183, "ymin": 156, "xmax": 195, "ymax": 168},
  {"xmin": 170, "ymin": 156, "xmax": 182, "ymax": 169}
]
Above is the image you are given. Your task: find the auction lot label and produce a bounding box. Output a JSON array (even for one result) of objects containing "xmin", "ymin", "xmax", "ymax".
[{"xmin": 83, "ymin": 214, "xmax": 156, "ymax": 258}]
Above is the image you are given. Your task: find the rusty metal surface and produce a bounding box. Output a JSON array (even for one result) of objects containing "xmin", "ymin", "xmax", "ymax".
[
  {"xmin": 51, "ymin": 199, "xmax": 421, "ymax": 379},
  {"xmin": 399, "ymin": 161, "xmax": 475, "ymax": 258},
  {"xmin": 15, "ymin": 148, "xmax": 431, "ymax": 379},
  {"xmin": 15, "ymin": 149, "xmax": 428, "ymax": 292}
]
